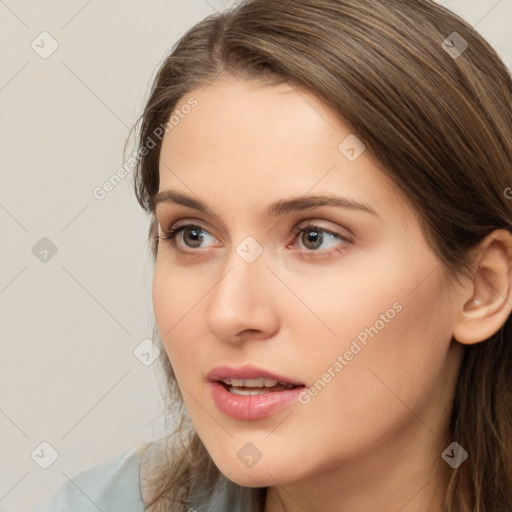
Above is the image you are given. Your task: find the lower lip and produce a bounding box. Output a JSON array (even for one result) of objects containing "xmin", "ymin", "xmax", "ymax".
[{"xmin": 210, "ymin": 382, "xmax": 304, "ymax": 420}]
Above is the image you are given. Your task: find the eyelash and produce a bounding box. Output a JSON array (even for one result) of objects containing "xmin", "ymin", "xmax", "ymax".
[{"xmin": 158, "ymin": 222, "xmax": 352, "ymax": 258}]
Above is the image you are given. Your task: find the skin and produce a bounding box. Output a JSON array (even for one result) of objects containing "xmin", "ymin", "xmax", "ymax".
[{"xmin": 152, "ymin": 76, "xmax": 512, "ymax": 512}]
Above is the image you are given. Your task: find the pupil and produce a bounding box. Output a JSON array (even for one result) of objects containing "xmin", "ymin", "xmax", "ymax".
[
  {"xmin": 185, "ymin": 228, "xmax": 203, "ymax": 248},
  {"xmin": 302, "ymin": 230, "xmax": 323, "ymax": 250}
]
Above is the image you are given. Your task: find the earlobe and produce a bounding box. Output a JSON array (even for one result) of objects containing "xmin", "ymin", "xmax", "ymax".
[{"xmin": 453, "ymin": 229, "xmax": 512, "ymax": 345}]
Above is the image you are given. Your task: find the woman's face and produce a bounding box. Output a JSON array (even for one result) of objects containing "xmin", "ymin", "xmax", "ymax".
[{"xmin": 152, "ymin": 77, "xmax": 464, "ymax": 492}]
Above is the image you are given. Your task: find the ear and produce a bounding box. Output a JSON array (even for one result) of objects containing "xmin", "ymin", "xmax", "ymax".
[{"xmin": 453, "ymin": 229, "xmax": 512, "ymax": 345}]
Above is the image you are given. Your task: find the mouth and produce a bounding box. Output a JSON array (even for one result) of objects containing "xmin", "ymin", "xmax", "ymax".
[
  {"xmin": 218, "ymin": 377, "xmax": 299, "ymax": 396},
  {"xmin": 207, "ymin": 365, "xmax": 306, "ymax": 420}
]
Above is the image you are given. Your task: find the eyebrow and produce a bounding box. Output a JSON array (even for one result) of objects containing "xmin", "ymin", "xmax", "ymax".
[{"xmin": 152, "ymin": 189, "xmax": 379, "ymax": 218}]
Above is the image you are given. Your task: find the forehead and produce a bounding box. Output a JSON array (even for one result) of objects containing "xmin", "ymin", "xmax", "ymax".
[
  {"xmin": 161, "ymin": 78, "xmax": 338, "ymax": 166},
  {"xmin": 157, "ymin": 77, "xmax": 409, "ymax": 222}
]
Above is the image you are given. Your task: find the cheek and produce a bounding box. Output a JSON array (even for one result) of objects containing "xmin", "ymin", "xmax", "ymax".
[
  {"xmin": 286, "ymin": 237, "xmax": 450, "ymax": 382},
  {"xmin": 151, "ymin": 258, "xmax": 214, "ymax": 387},
  {"xmin": 152, "ymin": 253, "xmax": 209, "ymax": 327},
  {"xmin": 287, "ymin": 240, "xmax": 446, "ymax": 354},
  {"xmin": 152, "ymin": 261, "xmax": 179, "ymax": 336},
  {"xmin": 291, "ymin": 262, "xmax": 453, "ymax": 438},
  {"xmin": 275, "ymin": 254, "xmax": 407, "ymax": 368}
]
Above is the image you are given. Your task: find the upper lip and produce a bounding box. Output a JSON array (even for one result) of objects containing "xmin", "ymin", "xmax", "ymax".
[{"xmin": 206, "ymin": 364, "xmax": 305, "ymax": 386}]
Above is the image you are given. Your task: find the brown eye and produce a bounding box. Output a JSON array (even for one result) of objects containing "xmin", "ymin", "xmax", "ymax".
[
  {"xmin": 159, "ymin": 223, "xmax": 218, "ymax": 251},
  {"xmin": 181, "ymin": 227, "xmax": 205, "ymax": 248},
  {"xmin": 291, "ymin": 223, "xmax": 352, "ymax": 257},
  {"xmin": 300, "ymin": 229, "xmax": 324, "ymax": 250}
]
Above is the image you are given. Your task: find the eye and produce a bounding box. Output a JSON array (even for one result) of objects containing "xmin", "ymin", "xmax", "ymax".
[
  {"xmin": 158, "ymin": 220, "xmax": 351, "ymax": 258},
  {"xmin": 290, "ymin": 223, "xmax": 351, "ymax": 256},
  {"xmin": 159, "ymin": 223, "xmax": 219, "ymax": 250}
]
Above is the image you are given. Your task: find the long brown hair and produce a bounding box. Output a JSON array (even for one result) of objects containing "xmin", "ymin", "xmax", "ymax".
[{"xmin": 130, "ymin": 1, "xmax": 512, "ymax": 510}]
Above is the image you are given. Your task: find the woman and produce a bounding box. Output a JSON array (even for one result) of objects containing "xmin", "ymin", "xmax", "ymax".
[{"xmin": 32, "ymin": 0, "xmax": 512, "ymax": 511}]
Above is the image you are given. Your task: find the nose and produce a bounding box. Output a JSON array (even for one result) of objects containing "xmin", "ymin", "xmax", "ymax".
[{"xmin": 204, "ymin": 248, "xmax": 280, "ymax": 344}]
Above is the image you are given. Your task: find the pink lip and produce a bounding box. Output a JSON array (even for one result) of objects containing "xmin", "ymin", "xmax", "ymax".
[
  {"xmin": 207, "ymin": 364, "xmax": 305, "ymax": 421},
  {"xmin": 206, "ymin": 364, "xmax": 304, "ymax": 386}
]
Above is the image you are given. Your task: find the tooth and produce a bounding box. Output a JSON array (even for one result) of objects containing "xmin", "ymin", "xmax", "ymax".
[
  {"xmin": 243, "ymin": 378, "xmax": 266, "ymax": 387},
  {"xmin": 222, "ymin": 377, "xmax": 294, "ymax": 388},
  {"xmin": 230, "ymin": 388, "xmax": 272, "ymax": 396}
]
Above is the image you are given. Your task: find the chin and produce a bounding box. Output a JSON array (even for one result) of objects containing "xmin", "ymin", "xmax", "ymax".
[
  {"xmin": 210, "ymin": 453, "xmax": 298, "ymax": 488},
  {"xmin": 220, "ymin": 468, "xmax": 275, "ymax": 488}
]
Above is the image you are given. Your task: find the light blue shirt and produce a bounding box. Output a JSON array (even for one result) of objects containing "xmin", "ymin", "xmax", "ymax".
[
  {"xmin": 30, "ymin": 443, "xmax": 261, "ymax": 512},
  {"xmin": 31, "ymin": 446, "xmax": 146, "ymax": 512}
]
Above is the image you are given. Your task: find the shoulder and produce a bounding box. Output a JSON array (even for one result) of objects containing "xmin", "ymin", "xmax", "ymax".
[{"xmin": 30, "ymin": 444, "xmax": 148, "ymax": 512}]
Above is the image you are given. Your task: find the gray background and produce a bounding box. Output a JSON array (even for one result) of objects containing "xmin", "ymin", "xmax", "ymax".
[{"xmin": 1, "ymin": 1, "xmax": 510, "ymax": 511}]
